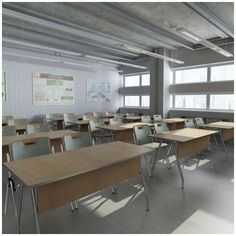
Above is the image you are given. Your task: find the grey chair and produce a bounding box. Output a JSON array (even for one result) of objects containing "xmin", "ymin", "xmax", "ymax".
[
  {"xmin": 63, "ymin": 113, "xmax": 80, "ymax": 130},
  {"xmin": 7, "ymin": 118, "xmax": 28, "ymax": 126},
  {"xmin": 194, "ymin": 117, "xmax": 205, "ymax": 128},
  {"xmin": 2, "ymin": 126, "xmax": 16, "ymax": 136},
  {"xmin": 26, "ymin": 123, "xmax": 50, "ymax": 134},
  {"xmin": 93, "ymin": 112, "xmax": 105, "ymax": 119},
  {"xmin": 4, "ymin": 138, "xmax": 51, "ymax": 222},
  {"xmin": 184, "ymin": 119, "xmax": 195, "ymax": 128},
  {"xmin": 63, "ymin": 132, "xmax": 91, "ymax": 151},
  {"xmin": 133, "ymin": 125, "xmax": 168, "ymax": 177},
  {"xmin": 88, "ymin": 119, "xmax": 113, "ymax": 145},
  {"xmin": 83, "ymin": 114, "xmax": 95, "ymax": 121},
  {"xmin": 126, "ymin": 113, "xmax": 135, "ymax": 117},
  {"xmin": 109, "ymin": 117, "xmax": 123, "ymax": 126},
  {"xmin": 105, "ymin": 111, "xmax": 114, "ymax": 117},
  {"xmin": 153, "ymin": 114, "xmax": 162, "ymax": 122},
  {"xmin": 141, "ymin": 115, "xmax": 152, "ymax": 123}
]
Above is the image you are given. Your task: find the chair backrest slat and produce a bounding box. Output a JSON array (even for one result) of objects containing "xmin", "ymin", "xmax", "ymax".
[
  {"xmin": 184, "ymin": 119, "xmax": 195, "ymax": 128},
  {"xmin": 154, "ymin": 123, "xmax": 169, "ymax": 133},
  {"xmin": 109, "ymin": 118, "xmax": 123, "ymax": 126},
  {"xmin": 133, "ymin": 125, "xmax": 152, "ymax": 145},
  {"xmin": 141, "ymin": 115, "xmax": 151, "ymax": 123}
]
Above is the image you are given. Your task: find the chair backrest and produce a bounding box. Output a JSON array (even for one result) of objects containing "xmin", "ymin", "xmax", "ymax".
[
  {"xmin": 184, "ymin": 119, "xmax": 195, "ymax": 128},
  {"xmin": 7, "ymin": 118, "xmax": 28, "ymax": 126},
  {"xmin": 154, "ymin": 123, "xmax": 169, "ymax": 133},
  {"xmin": 153, "ymin": 114, "xmax": 162, "ymax": 122},
  {"xmin": 105, "ymin": 111, "xmax": 114, "ymax": 117},
  {"xmin": 26, "ymin": 123, "xmax": 50, "ymax": 134},
  {"xmin": 194, "ymin": 117, "xmax": 205, "ymax": 128},
  {"xmin": 63, "ymin": 132, "xmax": 91, "ymax": 151},
  {"xmin": 126, "ymin": 113, "xmax": 135, "ymax": 117},
  {"xmin": 93, "ymin": 112, "xmax": 105, "ymax": 119},
  {"xmin": 10, "ymin": 137, "xmax": 51, "ymax": 161},
  {"xmin": 83, "ymin": 114, "xmax": 95, "ymax": 121},
  {"xmin": 88, "ymin": 119, "xmax": 104, "ymax": 132},
  {"xmin": 141, "ymin": 115, "xmax": 151, "ymax": 123},
  {"xmin": 2, "ymin": 126, "xmax": 16, "ymax": 136},
  {"xmin": 64, "ymin": 113, "xmax": 77, "ymax": 126},
  {"xmin": 133, "ymin": 125, "xmax": 152, "ymax": 145},
  {"xmin": 109, "ymin": 117, "xmax": 123, "ymax": 126}
]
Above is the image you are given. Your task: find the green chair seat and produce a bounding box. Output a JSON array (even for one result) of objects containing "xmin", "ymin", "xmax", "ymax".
[{"xmin": 142, "ymin": 142, "xmax": 168, "ymax": 149}]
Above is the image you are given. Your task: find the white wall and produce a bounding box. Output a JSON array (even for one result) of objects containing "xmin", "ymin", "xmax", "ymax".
[{"xmin": 2, "ymin": 48, "xmax": 122, "ymax": 119}]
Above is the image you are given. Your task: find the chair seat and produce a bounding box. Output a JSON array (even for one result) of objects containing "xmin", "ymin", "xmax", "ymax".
[{"xmin": 142, "ymin": 142, "xmax": 168, "ymax": 149}]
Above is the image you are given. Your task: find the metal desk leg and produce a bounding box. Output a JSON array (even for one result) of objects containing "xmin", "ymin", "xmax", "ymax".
[
  {"xmin": 4, "ymin": 181, "xmax": 9, "ymax": 214},
  {"xmin": 17, "ymin": 185, "xmax": 24, "ymax": 233},
  {"xmin": 173, "ymin": 144, "xmax": 184, "ymax": 189},
  {"xmin": 150, "ymin": 141, "xmax": 162, "ymax": 177},
  {"xmin": 111, "ymin": 185, "xmax": 117, "ymax": 195},
  {"xmin": 31, "ymin": 188, "xmax": 40, "ymax": 234},
  {"xmin": 140, "ymin": 171, "xmax": 149, "ymax": 211},
  {"xmin": 9, "ymin": 180, "xmax": 18, "ymax": 225},
  {"xmin": 144, "ymin": 155, "xmax": 152, "ymax": 177},
  {"xmin": 219, "ymin": 131, "xmax": 228, "ymax": 159},
  {"xmin": 208, "ymin": 145, "xmax": 216, "ymax": 169}
]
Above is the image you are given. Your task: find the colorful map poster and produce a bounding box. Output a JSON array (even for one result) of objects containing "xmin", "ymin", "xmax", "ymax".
[
  {"xmin": 86, "ymin": 80, "xmax": 111, "ymax": 102},
  {"xmin": 2, "ymin": 71, "xmax": 7, "ymax": 102},
  {"xmin": 33, "ymin": 72, "xmax": 74, "ymax": 105}
]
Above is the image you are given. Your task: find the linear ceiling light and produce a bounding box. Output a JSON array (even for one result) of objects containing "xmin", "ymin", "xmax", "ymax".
[
  {"xmin": 3, "ymin": 38, "xmax": 147, "ymax": 69},
  {"xmin": 120, "ymin": 44, "xmax": 184, "ymax": 64},
  {"xmin": 177, "ymin": 28, "xmax": 233, "ymax": 58}
]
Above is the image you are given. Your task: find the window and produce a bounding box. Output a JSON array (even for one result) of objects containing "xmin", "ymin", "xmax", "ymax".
[
  {"xmin": 141, "ymin": 95, "xmax": 150, "ymax": 107},
  {"xmin": 124, "ymin": 96, "xmax": 139, "ymax": 107},
  {"xmin": 210, "ymin": 94, "xmax": 234, "ymax": 110},
  {"xmin": 124, "ymin": 75, "xmax": 140, "ymax": 87},
  {"xmin": 175, "ymin": 95, "xmax": 207, "ymax": 109},
  {"xmin": 175, "ymin": 67, "xmax": 207, "ymax": 84},
  {"xmin": 141, "ymin": 74, "xmax": 150, "ymax": 86},
  {"xmin": 211, "ymin": 64, "xmax": 234, "ymax": 81}
]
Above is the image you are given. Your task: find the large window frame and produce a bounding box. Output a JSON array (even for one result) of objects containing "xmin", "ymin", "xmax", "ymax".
[
  {"xmin": 122, "ymin": 72, "xmax": 150, "ymax": 108},
  {"xmin": 170, "ymin": 62, "xmax": 234, "ymax": 111}
]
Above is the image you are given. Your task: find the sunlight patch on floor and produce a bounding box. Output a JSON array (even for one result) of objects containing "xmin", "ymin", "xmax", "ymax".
[
  {"xmin": 182, "ymin": 159, "xmax": 211, "ymax": 171},
  {"xmin": 172, "ymin": 208, "xmax": 233, "ymax": 234},
  {"xmin": 81, "ymin": 191, "xmax": 143, "ymax": 218}
]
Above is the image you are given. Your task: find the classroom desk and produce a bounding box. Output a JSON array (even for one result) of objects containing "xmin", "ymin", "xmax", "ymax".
[
  {"xmin": 2, "ymin": 130, "xmax": 77, "ymax": 162},
  {"xmin": 123, "ymin": 116, "xmax": 142, "ymax": 123},
  {"xmin": 161, "ymin": 118, "xmax": 185, "ymax": 130},
  {"xmin": 149, "ymin": 128, "xmax": 218, "ymax": 188},
  {"xmin": 4, "ymin": 141, "xmax": 153, "ymax": 233},
  {"xmin": 98, "ymin": 122, "xmax": 153, "ymax": 142},
  {"xmin": 201, "ymin": 121, "xmax": 234, "ymax": 157},
  {"xmin": 8, "ymin": 123, "xmax": 43, "ymax": 134}
]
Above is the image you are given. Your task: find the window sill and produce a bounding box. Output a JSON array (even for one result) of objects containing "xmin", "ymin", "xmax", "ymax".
[{"xmin": 170, "ymin": 108, "xmax": 234, "ymax": 113}]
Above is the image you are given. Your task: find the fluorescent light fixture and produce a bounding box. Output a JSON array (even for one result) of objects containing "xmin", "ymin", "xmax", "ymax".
[
  {"xmin": 3, "ymin": 38, "xmax": 147, "ymax": 69},
  {"xmin": 177, "ymin": 28, "xmax": 202, "ymax": 42},
  {"xmin": 120, "ymin": 44, "xmax": 184, "ymax": 64},
  {"xmin": 177, "ymin": 28, "xmax": 233, "ymax": 58}
]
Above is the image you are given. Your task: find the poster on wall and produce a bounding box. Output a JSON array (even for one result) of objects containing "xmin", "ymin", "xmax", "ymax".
[
  {"xmin": 33, "ymin": 72, "xmax": 74, "ymax": 105},
  {"xmin": 86, "ymin": 80, "xmax": 111, "ymax": 102},
  {"xmin": 2, "ymin": 71, "xmax": 7, "ymax": 102}
]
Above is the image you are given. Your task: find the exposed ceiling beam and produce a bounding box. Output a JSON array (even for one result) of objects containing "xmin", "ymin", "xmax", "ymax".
[
  {"xmin": 3, "ymin": 38, "xmax": 148, "ymax": 69},
  {"xmin": 93, "ymin": 3, "xmax": 194, "ymax": 50},
  {"xmin": 193, "ymin": 37, "xmax": 234, "ymax": 49},
  {"xmin": 2, "ymin": 7, "xmax": 150, "ymax": 56},
  {"xmin": 185, "ymin": 2, "xmax": 234, "ymax": 38}
]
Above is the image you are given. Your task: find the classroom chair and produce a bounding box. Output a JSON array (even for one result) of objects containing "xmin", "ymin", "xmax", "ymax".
[
  {"xmin": 184, "ymin": 119, "xmax": 196, "ymax": 128},
  {"xmin": 83, "ymin": 114, "xmax": 95, "ymax": 120},
  {"xmin": 88, "ymin": 119, "xmax": 113, "ymax": 145},
  {"xmin": 141, "ymin": 115, "xmax": 152, "ymax": 123},
  {"xmin": 93, "ymin": 112, "xmax": 105, "ymax": 119},
  {"xmin": 45, "ymin": 114, "xmax": 58, "ymax": 130},
  {"xmin": 126, "ymin": 112, "xmax": 135, "ymax": 117},
  {"xmin": 63, "ymin": 113, "xmax": 80, "ymax": 130},
  {"xmin": 4, "ymin": 138, "xmax": 52, "ymax": 223},
  {"xmin": 7, "ymin": 118, "xmax": 28, "ymax": 126},
  {"xmin": 153, "ymin": 114, "xmax": 162, "ymax": 122},
  {"xmin": 194, "ymin": 117, "xmax": 205, "ymax": 128},
  {"xmin": 133, "ymin": 124, "xmax": 168, "ymax": 177},
  {"xmin": 109, "ymin": 117, "xmax": 123, "ymax": 125},
  {"xmin": 2, "ymin": 126, "xmax": 16, "ymax": 136},
  {"xmin": 105, "ymin": 111, "xmax": 114, "ymax": 117},
  {"xmin": 26, "ymin": 123, "xmax": 50, "ymax": 134}
]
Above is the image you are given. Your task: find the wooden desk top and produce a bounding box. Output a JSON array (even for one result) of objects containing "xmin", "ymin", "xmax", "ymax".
[
  {"xmin": 149, "ymin": 128, "xmax": 218, "ymax": 143},
  {"xmin": 161, "ymin": 118, "xmax": 185, "ymax": 123},
  {"xmin": 67, "ymin": 120, "xmax": 89, "ymax": 125},
  {"xmin": 2, "ymin": 130, "xmax": 78, "ymax": 146},
  {"xmin": 98, "ymin": 122, "xmax": 153, "ymax": 131},
  {"xmin": 202, "ymin": 121, "xmax": 234, "ymax": 130},
  {"xmin": 4, "ymin": 141, "xmax": 153, "ymax": 188}
]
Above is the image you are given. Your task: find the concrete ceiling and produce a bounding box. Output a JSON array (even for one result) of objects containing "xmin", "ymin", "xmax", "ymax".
[{"xmin": 2, "ymin": 2, "xmax": 234, "ymax": 63}]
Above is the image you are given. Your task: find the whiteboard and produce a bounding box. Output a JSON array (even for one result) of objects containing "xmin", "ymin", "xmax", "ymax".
[{"xmin": 33, "ymin": 72, "xmax": 74, "ymax": 105}]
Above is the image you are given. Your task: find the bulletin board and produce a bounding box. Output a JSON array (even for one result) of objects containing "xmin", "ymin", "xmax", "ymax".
[{"xmin": 33, "ymin": 72, "xmax": 74, "ymax": 105}]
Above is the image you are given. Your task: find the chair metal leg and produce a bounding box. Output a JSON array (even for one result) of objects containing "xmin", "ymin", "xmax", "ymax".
[
  {"xmin": 150, "ymin": 143, "xmax": 162, "ymax": 177},
  {"xmin": 74, "ymin": 201, "xmax": 78, "ymax": 210},
  {"xmin": 70, "ymin": 202, "xmax": 74, "ymax": 212},
  {"xmin": 213, "ymin": 134, "xmax": 219, "ymax": 148},
  {"xmin": 111, "ymin": 185, "xmax": 117, "ymax": 194},
  {"xmin": 144, "ymin": 155, "xmax": 152, "ymax": 177},
  {"xmin": 4, "ymin": 180, "xmax": 9, "ymax": 214},
  {"xmin": 208, "ymin": 145, "xmax": 216, "ymax": 169},
  {"xmin": 17, "ymin": 184, "xmax": 24, "ymax": 234},
  {"xmin": 219, "ymin": 131, "xmax": 228, "ymax": 159},
  {"xmin": 140, "ymin": 171, "xmax": 149, "ymax": 211},
  {"xmin": 9, "ymin": 180, "xmax": 18, "ymax": 224},
  {"xmin": 31, "ymin": 188, "xmax": 40, "ymax": 234}
]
